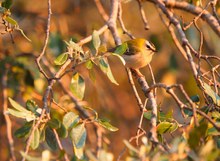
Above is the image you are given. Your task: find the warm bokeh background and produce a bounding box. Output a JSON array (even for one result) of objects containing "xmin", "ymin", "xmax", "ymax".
[{"xmin": 1, "ymin": 0, "xmax": 220, "ymax": 160}]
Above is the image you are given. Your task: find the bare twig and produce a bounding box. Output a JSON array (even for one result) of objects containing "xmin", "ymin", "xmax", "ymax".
[
  {"xmin": 183, "ymin": 1, "xmax": 211, "ymax": 30},
  {"xmin": 35, "ymin": 0, "xmax": 52, "ymax": 79},
  {"xmin": 136, "ymin": 0, "xmax": 150, "ymax": 30},
  {"xmin": 153, "ymin": 0, "xmax": 220, "ymax": 36},
  {"xmin": 210, "ymin": 0, "xmax": 220, "ymax": 25},
  {"xmin": 118, "ymin": 2, "xmax": 135, "ymax": 39},
  {"xmin": 94, "ymin": 0, "xmax": 109, "ymax": 22},
  {"xmin": 22, "ymin": 109, "xmax": 46, "ymax": 161},
  {"xmin": 126, "ymin": 68, "xmax": 144, "ymax": 111},
  {"xmin": 2, "ymin": 69, "xmax": 16, "ymax": 161}
]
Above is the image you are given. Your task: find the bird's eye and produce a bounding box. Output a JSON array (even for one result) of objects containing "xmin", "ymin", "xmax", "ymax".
[{"xmin": 146, "ymin": 41, "xmax": 156, "ymax": 52}]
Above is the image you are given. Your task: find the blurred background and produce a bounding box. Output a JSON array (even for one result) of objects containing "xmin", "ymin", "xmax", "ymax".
[{"xmin": 1, "ymin": 0, "xmax": 220, "ymax": 160}]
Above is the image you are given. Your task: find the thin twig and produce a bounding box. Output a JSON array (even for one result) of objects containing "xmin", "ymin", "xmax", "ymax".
[
  {"xmin": 118, "ymin": 2, "xmax": 135, "ymax": 39},
  {"xmin": 126, "ymin": 68, "xmax": 144, "ymax": 111},
  {"xmin": 35, "ymin": 0, "xmax": 52, "ymax": 79},
  {"xmin": 94, "ymin": 0, "xmax": 109, "ymax": 22},
  {"xmin": 2, "ymin": 69, "xmax": 16, "ymax": 161},
  {"xmin": 136, "ymin": 0, "xmax": 150, "ymax": 30},
  {"xmin": 183, "ymin": 2, "xmax": 211, "ymax": 30}
]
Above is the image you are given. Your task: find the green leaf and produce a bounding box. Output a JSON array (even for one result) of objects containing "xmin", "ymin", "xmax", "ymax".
[
  {"xmin": 97, "ymin": 119, "xmax": 118, "ymax": 132},
  {"xmin": 70, "ymin": 123, "xmax": 87, "ymax": 148},
  {"xmin": 203, "ymin": 83, "xmax": 220, "ymax": 106},
  {"xmin": 40, "ymin": 127, "xmax": 45, "ymax": 142},
  {"xmin": 47, "ymin": 118, "xmax": 61, "ymax": 129},
  {"xmin": 0, "ymin": 7, "xmax": 6, "ymax": 13},
  {"xmin": 16, "ymin": 27, "xmax": 32, "ymax": 42},
  {"xmin": 111, "ymin": 53, "xmax": 126, "ymax": 65},
  {"xmin": 8, "ymin": 108, "xmax": 36, "ymax": 121},
  {"xmin": 5, "ymin": 16, "xmax": 17, "ymax": 26},
  {"xmin": 188, "ymin": 120, "xmax": 208, "ymax": 150},
  {"xmin": 113, "ymin": 42, "xmax": 128, "ymax": 55},
  {"xmin": 123, "ymin": 140, "xmax": 139, "ymax": 154},
  {"xmin": 45, "ymin": 127, "xmax": 58, "ymax": 150},
  {"xmin": 63, "ymin": 112, "xmax": 80, "ymax": 130},
  {"xmin": 2, "ymin": 0, "xmax": 13, "ymax": 9},
  {"xmin": 190, "ymin": 95, "xmax": 200, "ymax": 103},
  {"xmin": 57, "ymin": 123, "xmax": 68, "ymax": 138},
  {"xmin": 99, "ymin": 58, "xmax": 119, "ymax": 85},
  {"xmin": 30, "ymin": 128, "xmax": 40, "ymax": 150},
  {"xmin": 92, "ymin": 30, "xmax": 101, "ymax": 53},
  {"xmin": 211, "ymin": 111, "xmax": 220, "ymax": 119},
  {"xmin": 54, "ymin": 52, "xmax": 68, "ymax": 65},
  {"xmin": 157, "ymin": 121, "xmax": 178, "ymax": 134},
  {"xmin": 65, "ymin": 39, "xmax": 84, "ymax": 54},
  {"xmin": 144, "ymin": 111, "xmax": 152, "ymax": 120},
  {"xmin": 14, "ymin": 122, "xmax": 32, "ymax": 138},
  {"xmin": 85, "ymin": 60, "xmax": 93, "ymax": 70},
  {"xmin": 8, "ymin": 97, "xmax": 30, "ymax": 113},
  {"xmin": 20, "ymin": 151, "xmax": 42, "ymax": 161},
  {"xmin": 26, "ymin": 100, "xmax": 38, "ymax": 113},
  {"xmin": 70, "ymin": 73, "xmax": 85, "ymax": 100},
  {"xmin": 74, "ymin": 146, "xmax": 84, "ymax": 159}
]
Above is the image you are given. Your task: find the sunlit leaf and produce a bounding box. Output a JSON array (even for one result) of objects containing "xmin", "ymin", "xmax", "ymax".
[
  {"xmin": 203, "ymin": 83, "xmax": 220, "ymax": 106},
  {"xmin": 8, "ymin": 108, "xmax": 36, "ymax": 121},
  {"xmin": 111, "ymin": 53, "xmax": 126, "ymax": 65},
  {"xmin": 47, "ymin": 118, "xmax": 61, "ymax": 129},
  {"xmin": 8, "ymin": 97, "xmax": 29, "ymax": 113},
  {"xmin": 45, "ymin": 127, "xmax": 58, "ymax": 150},
  {"xmin": 113, "ymin": 42, "xmax": 128, "ymax": 55},
  {"xmin": 54, "ymin": 52, "xmax": 68, "ymax": 65},
  {"xmin": 16, "ymin": 27, "xmax": 32, "ymax": 42},
  {"xmin": 74, "ymin": 146, "xmax": 84, "ymax": 159},
  {"xmin": 63, "ymin": 112, "xmax": 80, "ymax": 130},
  {"xmin": 70, "ymin": 73, "xmax": 85, "ymax": 100},
  {"xmin": 70, "ymin": 123, "xmax": 87, "ymax": 148},
  {"xmin": 207, "ymin": 127, "xmax": 220, "ymax": 136},
  {"xmin": 157, "ymin": 121, "xmax": 178, "ymax": 134},
  {"xmin": 92, "ymin": 30, "xmax": 101, "ymax": 53},
  {"xmin": 20, "ymin": 151, "xmax": 41, "ymax": 161},
  {"xmin": 85, "ymin": 60, "xmax": 93, "ymax": 70},
  {"xmin": 65, "ymin": 39, "xmax": 84, "ymax": 54},
  {"xmin": 99, "ymin": 57, "xmax": 119, "ymax": 85},
  {"xmin": 30, "ymin": 128, "xmax": 40, "ymax": 150},
  {"xmin": 199, "ymin": 140, "xmax": 214, "ymax": 156},
  {"xmin": 97, "ymin": 119, "xmax": 118, "ymax": 132},
  {"xmin": 5, "ymin": 16, "xmax": 17, "ymax": 26},
  {"xmin": 211, "ymin": 111, "xmax": 220, "ymax": 119},
  {"xmin": 123, "ymin": 140, "xmax": 139, "ymax": 154},
  {"xmin": 14, "ymin": 122, "xmax": 32, "ymax": 138},
  {"xmin": 98, "ymin": 149, "xmax": 114, "ymax": 161}
]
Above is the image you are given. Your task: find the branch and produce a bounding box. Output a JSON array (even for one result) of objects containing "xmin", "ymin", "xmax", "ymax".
[
  {"xmin": 2, "ymin": 69, "xmax": 16, "ymax": 161},
  {"xmin": 35, "ymin": 0, "xmax": 52, "ymax": 79}
]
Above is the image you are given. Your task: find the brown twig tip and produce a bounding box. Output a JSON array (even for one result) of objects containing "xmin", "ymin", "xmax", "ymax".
[{"xmin": 136, "ymin": 0, "xmax": 150, "ymax": 30}]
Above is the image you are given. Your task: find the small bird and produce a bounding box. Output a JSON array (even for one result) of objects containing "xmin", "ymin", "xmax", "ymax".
[{"xmin": 119, "ymin": 38, "xmax": 157, "ymax": 77}]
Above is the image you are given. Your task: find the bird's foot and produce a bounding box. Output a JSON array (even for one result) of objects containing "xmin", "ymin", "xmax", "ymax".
[{"xmin": 130, "ymin": 68, "xmax": 145, "ymax": 78}]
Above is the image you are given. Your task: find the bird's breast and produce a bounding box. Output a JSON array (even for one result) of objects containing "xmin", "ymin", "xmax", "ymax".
[{"xmin": 122, "ymin": 52, "xmax": 153, "ymax": 69}]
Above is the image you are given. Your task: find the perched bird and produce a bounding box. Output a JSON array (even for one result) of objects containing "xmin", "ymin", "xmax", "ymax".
[{"xmin": 115, "ymin": 38, "xmax": 156, "ymax": 77}]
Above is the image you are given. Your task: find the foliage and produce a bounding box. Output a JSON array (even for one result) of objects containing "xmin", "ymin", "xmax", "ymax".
[{"xmin": 1, "ymin": 0, "xmax": 220, "ymax": 161}]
